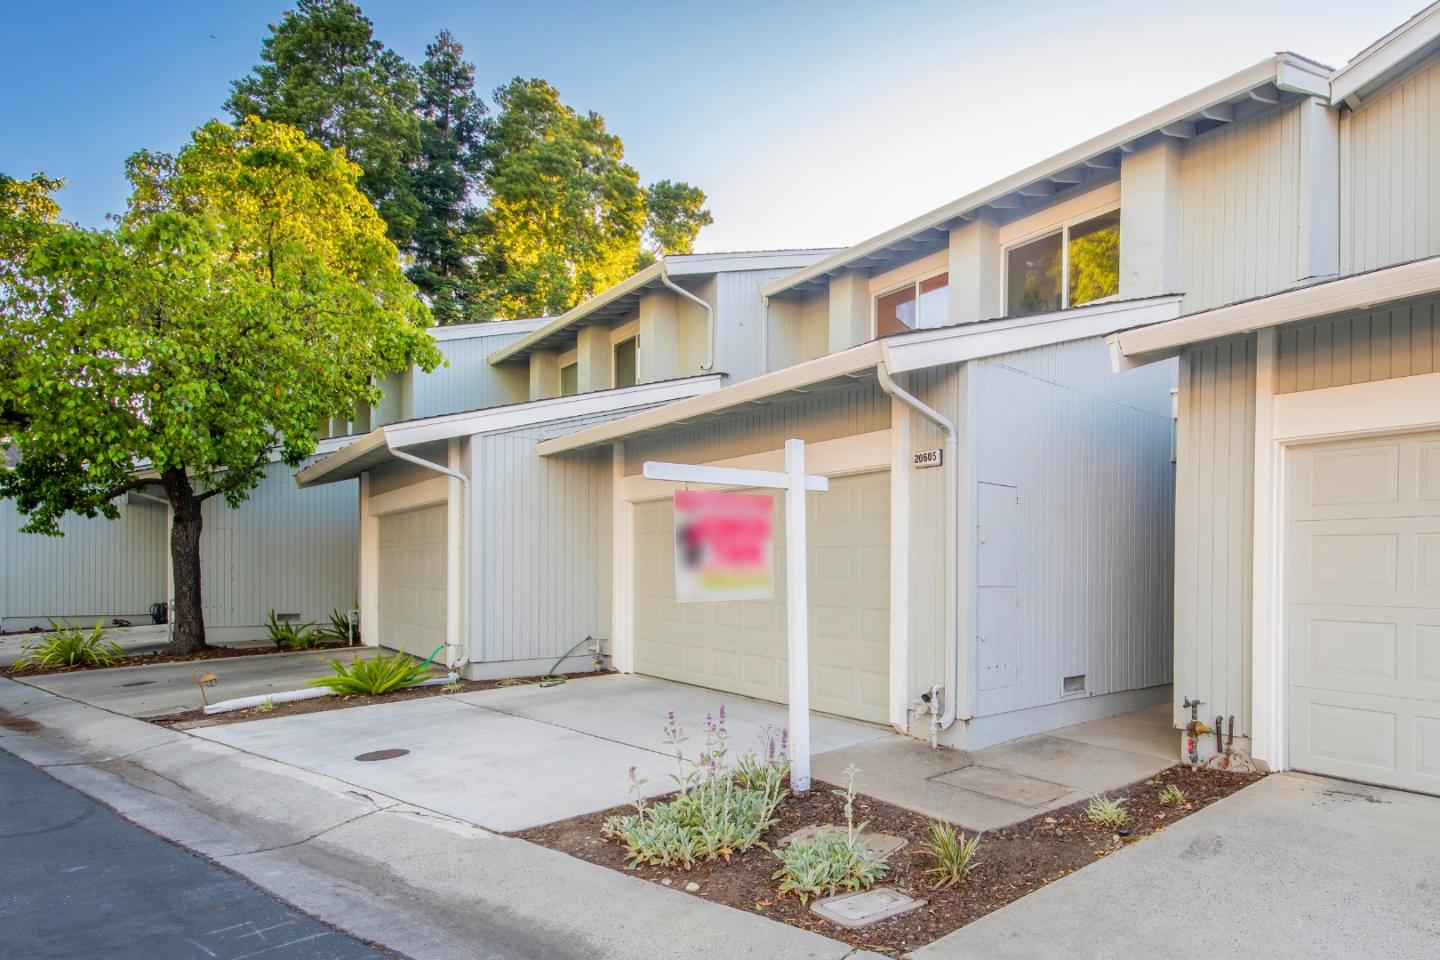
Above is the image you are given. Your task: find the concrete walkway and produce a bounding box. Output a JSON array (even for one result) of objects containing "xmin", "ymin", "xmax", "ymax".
[
  {"xmin": 192, "ymin": 674, "xmax": 889, "ymax": 831},
  {"xmin": 0, "ymin": 676, "xmax": 882, "ymax": 960},
  {"xmin": 15, "ymin": 647, "xmax": 375, "ymax": 718},
  {"xmin": 814, "ymin": 702, "xmax": 1176, "ymax": 830},
  {"xmin": 910, "ymin": 772, "xmax": 1440, "ymax": 960}
]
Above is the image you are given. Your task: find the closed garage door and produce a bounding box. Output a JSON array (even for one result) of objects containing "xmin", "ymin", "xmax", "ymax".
[
  {"xmin": 1286, "ymin": 432, "xmax": 1440, "ymax": 795},
  {"xmin": 378, "ymin": 505, "xmax": 447, "ymax": 657},
  {"xmin": 633, "ymin": 470, "xmax": 889, "ymax": 723}
]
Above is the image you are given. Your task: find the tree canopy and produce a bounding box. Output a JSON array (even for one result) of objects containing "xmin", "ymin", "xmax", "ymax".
[{"xmin": 0, "ymin": 118, "xmax": 441, "ymax": 651}]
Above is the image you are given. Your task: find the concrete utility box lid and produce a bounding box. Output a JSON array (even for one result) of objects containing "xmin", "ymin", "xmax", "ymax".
[
  {"xmin": 779, "ymin": 824, "xmax": 908, "ymax": 858},
  {"xmin": 811, "ymin": 887, "xmax": 926, "ymax": 928}
]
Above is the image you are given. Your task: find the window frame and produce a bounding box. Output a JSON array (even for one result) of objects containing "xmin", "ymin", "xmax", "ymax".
[
  {"xmin": 1000, "ymin": 200, "xmax": 1121, "ymax": 317},
  {"xmin": 558, "ymin": 361, "xmax": 579, "ymax": 397},
  {"xmin": 611, "ymin": 334, "xmax": 639, "ymax": 389},
  {"xmin": 871, "ymin": 266, "xmax": 951, "ymax": 338}
]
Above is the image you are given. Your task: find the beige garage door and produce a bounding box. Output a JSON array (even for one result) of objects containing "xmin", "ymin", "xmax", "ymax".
[
  {"xmin": 633, "ymin": 470, "xmax": 889, "ymax": 723},
  {"xmin": 1286, "ymin": 432, "xmax": 1440, "ymax": 795},
  {"xmin": 378, "ymin": 505, "xmax": 447, "ymax": 658}
]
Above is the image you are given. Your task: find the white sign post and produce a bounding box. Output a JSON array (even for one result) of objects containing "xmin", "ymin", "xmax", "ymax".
[{"xmin": 642, "ymin": 437, "xmax": 827, "ymax": 792}]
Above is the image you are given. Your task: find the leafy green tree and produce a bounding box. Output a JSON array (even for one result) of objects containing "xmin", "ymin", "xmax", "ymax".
[
  {"xmin": 409, "ymin": 30, "xmax": 487, "ymax": 324},
  {"xmin": 476, "ymin": 78, "xmax": 711, "ymax": 318},
  {"xmin": 0, "ymin": 120, "xmax": 440, "ymax": 653},
  {"xmin": 225, "ymin": 0, "xmax": 422, "ymax": 247}
]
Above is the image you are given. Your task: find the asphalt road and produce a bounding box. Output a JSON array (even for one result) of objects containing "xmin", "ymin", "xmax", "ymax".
[{"xmin": 0, "ymin": 748, "xmax": 399, "ymax": 960}]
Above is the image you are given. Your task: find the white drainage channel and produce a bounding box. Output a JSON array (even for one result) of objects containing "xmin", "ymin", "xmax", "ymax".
[{"xmin": 202, "ymin": 672, "xmax": 459, "ymax": 715}]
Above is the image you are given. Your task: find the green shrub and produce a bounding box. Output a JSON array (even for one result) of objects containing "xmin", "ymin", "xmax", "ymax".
[
  {"xmin": 266, "ymin": 610, "xmax": 322, "ymax": 650},
  {"xmin": 602, "ymin": 709, "xmax": 789, "ymax": 870},
  {"xmin": 1158, "ymin": 784, "xmax": 1186, "ymax": 806},
  {"xmin": 307, "ymin": 651, "xmax": 434, "ymax": 695},
  {"xmin": 316, "ymin": 608, "xmax": 358, "ymax": 644},
  {"xmin": 923, "ymin": 819, "xmax": 982, "ymax": 889},
  {"xmin": 1084, "ymin": 794, "xmax": 1130, "ymax": 829},
  {"xmin": 9, "ymin": 621, "xmax": 124, "ymax": 672},
  {"xmin": 772, "ymin": 765, "xmax": 887, "ymax": 904}
]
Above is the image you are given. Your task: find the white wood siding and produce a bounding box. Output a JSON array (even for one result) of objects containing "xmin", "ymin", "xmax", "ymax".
[
  {"xmin": 1179, "ymin": 103, "xmax": 1302, "ymax": 312},
  {"xmin": 1277, "ymin": 295, "xmax": 1440, "ymax": 393},
  {"xmin": 972, "ymin": 338, "xmax": 1176, "ymax": 717},
  {"xmin": 410, "ymin": 329, "xmax": 532, "ymax": 420},
  {"xmin": 1342, "ymin": 52, "xmax": 1440, "ymax": 274},
  {"xmin": 1174, "ymin": 336, "xmax": 1256, "ymax": 733},
  {"xmin": 1, "ymin": 498, "xmax": 167, "ymax": 628},
  {"xmin": 716, "ymin": 268, "xmax": 811, "ymax": 383}
]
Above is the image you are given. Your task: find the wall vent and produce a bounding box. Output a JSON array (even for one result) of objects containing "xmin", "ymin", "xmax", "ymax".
[{"xmin": 1063, "ymin": 674, "xmax": 1087, "ymax": 696}]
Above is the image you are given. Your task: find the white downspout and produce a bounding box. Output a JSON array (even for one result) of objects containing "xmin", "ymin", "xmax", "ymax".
[
  {"xmin": 876, "ymin": 360, "xmax": 960, "ymax": 737},
  {"xmin": 658, "ymin": 262, "xmax": 715, "ymax": 372},
  {"xmin": 388, "ymin": 445, "xmax": 469, "ymax": 672}
]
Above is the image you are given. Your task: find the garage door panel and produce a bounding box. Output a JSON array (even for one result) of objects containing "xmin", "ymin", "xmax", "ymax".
[
  {"xmin": 632, "ymin": 471, "xmax": 889, "ymax": 724},
  {"xmin": 1288, "ymin": 432, "xmax": 1440, "ymax": 794},
  {"xmin": 377, "ymin": 505, "xmax": 447, "ymax": 656}
]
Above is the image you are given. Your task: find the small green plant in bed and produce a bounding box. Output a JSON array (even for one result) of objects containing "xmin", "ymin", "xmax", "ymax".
[
  {"xmin": 316, "ymin": 608, "xmax": 359, "ymax": 644},
  {"xmin": 266, "ymin": 610, "xmax": 322, "ymax": 650},
  {"xmin": 308, "ymin": 651, "xmax": 435, "ymax": 695},
  {"xmin": 1159, "ymin": 783, "xmax": 1186, "ymax": 806},
  {"xmin": 1084, "ymin": 794, "xmax": 1130, "ymax": 829},
  {"xmin": 923, "ymin": 819, "xmax": 982, "ymax": 889},
  {"xmin": 772, "ymin": 765, "xmax": 888, "ymax": 904},
  {"xmin": 9, "ymin": 621, "xmax": 124, "ymax": 672},
  {"xmin": 602, "ymin": 709, "xmax": 789, "ymax": 869}
]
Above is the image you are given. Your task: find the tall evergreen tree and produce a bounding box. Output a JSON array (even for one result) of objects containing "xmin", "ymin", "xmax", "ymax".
[
  {"xmin": 224, "ymin": 0, "xmax": 422, "ymax": 247},
  {"xmin": 410, "ymin": 31, "xmax": 487, "ymax": 324}
]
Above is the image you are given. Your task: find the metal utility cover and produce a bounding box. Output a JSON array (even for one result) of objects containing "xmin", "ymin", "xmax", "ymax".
[
  {"xmin": 933, "ymin": 765, "xmax": 1070, "ymax": 806},
  {"xmin": 811, "ymin": 888, "xmax": 926, "ymax": 928}
]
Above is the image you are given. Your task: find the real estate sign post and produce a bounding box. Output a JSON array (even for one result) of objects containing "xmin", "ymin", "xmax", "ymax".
[{"xmin": 642, "ymin": 438, "xmax": 828, "ymax": 792}]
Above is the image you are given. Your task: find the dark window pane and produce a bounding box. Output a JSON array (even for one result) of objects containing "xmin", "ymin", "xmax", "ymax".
[
  {"xmin": 560, "ymin": 362, "xmax": 578, "ymax": 396},
  {"xmin": 614, "ymin": 337, "xmax": 637, "ymax": 388},
  {"xmin": 1006, "ymin": 232, "xmax": 1062, "ymax": 317},
  {"xmin": 876, "ymin": 284, "xmax": 917, "ymax": 336},
  {"xmin": 1068, "ymin": 210, "xmax": 1120, "ymax": 307}
]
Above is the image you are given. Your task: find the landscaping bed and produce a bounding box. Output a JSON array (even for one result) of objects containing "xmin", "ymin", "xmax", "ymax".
[
  {"xmin": 520, "ymin": 764, "xmax": 1263, "ymax": 955},
  {"xmin": 155, "ymin": 669, "xmax": 614, "ymax": 729},
  {"xmin": 5, "ymin": 641, "xmax": 354, "ymax": 677}
]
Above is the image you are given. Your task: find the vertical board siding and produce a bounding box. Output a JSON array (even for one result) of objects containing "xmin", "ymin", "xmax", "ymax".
[
  {"xmin": 623, "ymin": 383, "xmax": 891, "ymax": 474},
  {"xmin": 972, "ymin": 337, "xmax": 1176, "ymax": 717},
  {"xmin": 409, "ymin": 329, "xmax": 532, "ymax": 421},
  {"xmin": 200, "ymin": 460, "xmax": 358, "ymax": 629},
  {"xmin": 471, "ymin": 416, "xmax": 616, "ymax": 665},
  {"xmin": 1343, "ymin": 52, "xmax": 1440, "ymax": 273},
  {"xmin": 2, "ymin": 497, "xmax": 167, "ymax": 627},
  {"xmin": 1276, "ymin": 295, "xmax": 1440, "ymax": 392},
  {"xmin": 1180, "ymin": 103, "xmax": 1302, "ymax": 312},
  {"xmin": 716, "ymin": 268, "xmax": 806, "ymax": 383},
  {"xmin": 1174, "ymin": 337, "xmax": 1255, "ymax": 733}
]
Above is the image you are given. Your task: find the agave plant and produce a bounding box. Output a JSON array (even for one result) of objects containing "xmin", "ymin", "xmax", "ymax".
[
  {"xmin": 1084, "ymin": 794, "xmax": 1130, "ymax": 829},
  {"xmin": 9, "ymin": 622, "xmax": 125, "ymax": 672},
  {"xmin": 923, "ymin": 819, "xmax": 982, "ymax": 889},
  {"xmin": 307, "ymin": 651, "xmax": 435, "ymax": 696},
  {"xmin": 316, "ymin": 608, "xmax": 359, "ymax": 644},
  {"xmin": 265, "ymin": 610, "xmax": 321, "ymax": 651}
]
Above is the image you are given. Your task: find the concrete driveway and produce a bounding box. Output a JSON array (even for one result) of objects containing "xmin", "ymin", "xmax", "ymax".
[
  {"xmin": 911, "ymin": 772, "xmax": 1440, "ymax": 960},
  {"xmin": 192, "ymin": 673, "xmax": 890, "ymax": 831},
  {"xmin": 15, "ymin": 647, "xmax": 374, "ymax": 718}
]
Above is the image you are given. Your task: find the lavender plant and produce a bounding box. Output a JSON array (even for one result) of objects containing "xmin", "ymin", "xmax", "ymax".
[{"xmin": 602, "ymin": 709, "xmax": 790, "ymax": 870}]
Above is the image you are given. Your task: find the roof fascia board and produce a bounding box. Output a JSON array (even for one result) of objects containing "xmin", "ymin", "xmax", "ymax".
[
  {"xmin": 535, "ymin": 343, "xmax": 885, "ymax": 456},
  {"xmin": 665, "ymin": 249, "xmax": 843, "ymax": 275},
  {"xmin": 296, "ymin": 430, "xmax": 387, "ymax": 487},
  {"xmin": 761, "ymin": 55, "xmax": 1327, "ymax": 299},
  {"xmin": 429, "ymin": 316, "xmax": 548, "ymax": 341},
  {"xmin": 487, "ymin": 262, "xmax": 665, "ymax": 364},
  {"xmin": 883, "ymin": 296, "xmax": 1184, "ymax": 373},
  {"xmin": 1113, "ymin": 257, "xmax": 1440, "ymax": 365},
  {"xmin": 1331, "ymin": 3, "xmax": 1440, "ymax": 107}
]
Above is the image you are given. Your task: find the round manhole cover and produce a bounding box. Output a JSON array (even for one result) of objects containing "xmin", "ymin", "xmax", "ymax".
[
  {"xmin": 354, "ymin": 748, "xmax": 410, "ymax": 762},
  {"xmin": 120, "ymin": 680, "xmax": 156, "ymax": 688}
]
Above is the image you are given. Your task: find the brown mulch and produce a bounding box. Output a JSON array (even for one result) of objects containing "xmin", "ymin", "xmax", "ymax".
[
  {"xmin": 4, "ymin": 641, "xmax": 358, "ymax": 678},
  {"xmin": 154, "ymin": 669, "xmax": 615, "ymax": 728},
  {"xmin": 518, "ymin": 764, "xmax": 1263, "ymax": 955}
]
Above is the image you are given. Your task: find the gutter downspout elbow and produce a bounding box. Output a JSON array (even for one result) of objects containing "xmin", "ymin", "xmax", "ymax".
[
  {"xmin": 659, "ymin": 262, "xmax": 715, "ymax": 372},
  {"xmin": 877, "ymin": 359, "xmax": 960, "ymax": 735},
  {"xmin": 388, "ymin": 445, "xmax": 469, "ymax": 672}
]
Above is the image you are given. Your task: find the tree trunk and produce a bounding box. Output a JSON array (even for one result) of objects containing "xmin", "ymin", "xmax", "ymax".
[{"xmin": 162, "ymin": 468, "xmax": 207, "ymax": 655}]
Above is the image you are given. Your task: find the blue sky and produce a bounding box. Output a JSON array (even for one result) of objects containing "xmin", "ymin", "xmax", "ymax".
[{"xmin": 0, "ymin": 1, "xmax": 1424, "ymax": 251}]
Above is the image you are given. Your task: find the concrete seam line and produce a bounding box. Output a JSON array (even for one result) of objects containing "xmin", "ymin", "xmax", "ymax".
[{"xmin": 227, "ymin": 807, "xmax": 385, "ymax": 858}]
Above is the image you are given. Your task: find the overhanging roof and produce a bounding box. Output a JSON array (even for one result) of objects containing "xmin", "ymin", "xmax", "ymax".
[
  {"xmin": 487, "ymin": 249, "xmax": 841, "ymax": 365},
  {"xmin": 537, "ymin": 295, "xmax": 1182, "ymax": 457},
  {"xmin": 1332, "ymin": 1, "xmax": 1440, "ymax": 107},
  {"xmin": 296, "ymin": 374, "xmax": 722, "ymax": 487},
  {"xmin": 761, "ymin": 54, "xmax": 1331, "ymax": 299},
  {"xmin": 1108, "ymin": 255, "xmax": 1440, "ymax": 368}
]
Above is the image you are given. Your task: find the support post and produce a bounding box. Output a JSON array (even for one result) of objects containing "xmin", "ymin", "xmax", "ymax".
[{"xmin": 785, "ymin": 438, "xmax": 811, "ymax": 792}]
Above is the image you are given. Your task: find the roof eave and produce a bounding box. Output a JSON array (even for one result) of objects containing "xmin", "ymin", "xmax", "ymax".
[{"xmin": 1330, "ymin": 3, "xmax": 1440, "ymax": 107}]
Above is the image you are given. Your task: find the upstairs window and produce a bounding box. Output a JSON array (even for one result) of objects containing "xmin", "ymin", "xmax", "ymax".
[
  {"xmin": 560, "ymin": 362, "xmax": 578, "ymax": 397},
  {"xmin": 1005, "ymin": 209, "xmax": 1120, "ymax": 317},
  {"xmin": 876, "ymin": 272, "xmax": 949, "ymax": 336},
  {"xmin": 613, "ymin": 336, "xmax": 638, "ymax": 388}
]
